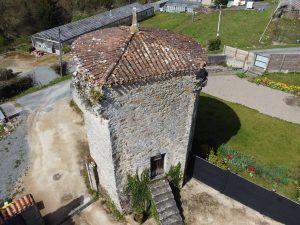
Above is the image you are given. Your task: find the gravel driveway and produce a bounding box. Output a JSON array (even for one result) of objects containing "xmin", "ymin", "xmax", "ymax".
[{"xmin": 203, "ymin": 75, "xmax": 300, "ymax": 124}]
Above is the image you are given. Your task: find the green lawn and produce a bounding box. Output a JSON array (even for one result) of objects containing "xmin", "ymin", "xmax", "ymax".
[
  {"xmin": 141, "ymin": 10, "xmax": 300, "ymax": 50},
  {"xmin": 193, "ymin": 93, "xmax": 300, "ymax": 200},
  {"xmin": 263, "ymin": 72, "xmax": 300, "ymax": 86}
]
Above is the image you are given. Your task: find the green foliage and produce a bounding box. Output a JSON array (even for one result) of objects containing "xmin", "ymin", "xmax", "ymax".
[
  {"xmin": 214, "ymin": 0, "xmax": 228, "ymax": 6},
  {"xmin": 0, "ymin": 68, "xmax": 16, "ymax": 81},
  {"xmin": 71, "ymin": 12, "xmax": 90, "ymax": 22},
  {"xmin": 36, "ymin": 0, "xmax": 70, "ymax": 30},
  {"xmin": 207, "ymin": 37, "xmax": 221, "ymax": 51},
  {"xmin": 0, "ymin": 77, "xmax": 33, "ymax": 100},
  {"xmin": 141, "ymin": 10, "xmax": 300, "ymax": 50},
  {"xmin": 297, "ymin": 187, "xmax": 300, "ymax": 203},
  {"xmin": 62, "ymin": 44, "xmax": 72, "ymax": 53},
  {"xmin": 150, "ymin": 198, "xmax": 160, "ymax": 225},
  {"xmin": 0, "ymin": 124, "xmax": 5, "ymax": 137},
  {"xmin": 69, "ymin": 99, "xmax": 83, "ymax": 115},
  {"xmin": 262, "ymin": 71, "xmax": 300, "ymax": 87},
  {"xmin": 16, "ymin": 43, "xmax": 33, "ymax": 52},
  {"xmin": 166, "ymin": 163, "xmax": 183, "ymax": 189},
  {"xmin": 0, "ymin": 36, "xmax": 7, "ymax": 46},
  {"xmin": 217, "ymin": 145, "xmax": 290, "ymax": 185},
  {"xmin": 125, "ymin": 169, "xmax": 151, "ymax": 220},
  {"xmin": 90, "ymin": 88, "xmax": 104, "ymax": 102},
  {"xmin": 207, "ymin": 149, "xmax": 227, "ymax": 169},
  {"xmin": 236, "ymin": 72, "xmax": 247, "ymax": 78},
  {"xmin": 51, "ymin": 61, "xmax": 68, "ymax": 75},
  {"xmin": 104, "ymin": 197, "xmax": 124, "ymax": 221}
]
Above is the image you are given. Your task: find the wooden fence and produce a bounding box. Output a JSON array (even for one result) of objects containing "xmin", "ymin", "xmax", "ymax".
[
  {"xmin": 223, "ymin": 46, "xmax": 256, "ymax": 70},
  {"xmin": 192, "ymin": 156, "xmax": 300, "ymax": 225}
]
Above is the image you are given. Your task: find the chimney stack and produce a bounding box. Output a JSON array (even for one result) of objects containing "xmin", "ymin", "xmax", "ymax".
[{"xmin": 130, "ymin": 7, "xmax": 139, "ymax": 34}]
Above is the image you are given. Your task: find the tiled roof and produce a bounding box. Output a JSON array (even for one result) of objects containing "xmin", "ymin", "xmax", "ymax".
[
  {"xmin": 72, "ymin": 26, "xmax": 207, "ymax": 86},
  {"xmin": 0, "ymin": 194, "xmax": 35, "ymax": 224}
]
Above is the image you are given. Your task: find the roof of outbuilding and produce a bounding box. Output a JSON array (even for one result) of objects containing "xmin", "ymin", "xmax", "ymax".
[
  {"xmin": 72, "ymin": 26, "xmax": 207, "ymax": 87},
  {"xmin": 31, "ymin": 3, "xmax": 153, "ymax": 43},
  {"xmin": 0, "ymin": 194, "xmax": 35, "ymax": 224}
]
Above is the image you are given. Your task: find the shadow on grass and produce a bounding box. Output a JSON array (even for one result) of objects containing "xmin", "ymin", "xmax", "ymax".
[
  {"xmin": 184, "ymin": 95, "xmax": 241, "ymax": 183},
  {"xmin": 192, "ymin": 95, "xmax": 241, "ymax": 157}
]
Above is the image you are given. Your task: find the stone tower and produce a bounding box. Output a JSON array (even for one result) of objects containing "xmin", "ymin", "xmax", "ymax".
[{"xmin": 71, "ymin": 25, "xmax": 207, "ymax": 211}]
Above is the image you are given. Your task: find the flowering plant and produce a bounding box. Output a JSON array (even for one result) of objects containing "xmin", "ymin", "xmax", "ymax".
[{"xmin": 252, "ymin": 77, "xmax": 300, "ymax": 96}]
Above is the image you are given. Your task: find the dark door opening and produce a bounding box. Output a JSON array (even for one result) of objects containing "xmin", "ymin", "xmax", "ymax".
[{"xmin": 150, "ymin": 154, "xmax": 165, "ymax": 179}]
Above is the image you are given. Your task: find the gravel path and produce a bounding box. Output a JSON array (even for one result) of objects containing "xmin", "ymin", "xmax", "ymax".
[
  {"xmin": 203, "ymin": 75, "xmax": 300, "ymax": 124},
  {"xmin": 0, "ymin": 113, "xmax": 29, "ymax": 198}
]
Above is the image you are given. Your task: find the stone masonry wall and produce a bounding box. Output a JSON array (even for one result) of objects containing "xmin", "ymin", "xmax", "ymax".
[
  {"xmin": 102, "ymin": 74, "xmax": 198, "ymax": 208},
  {"xmin": 72, "ymin": 90, "xmax": 122, "ymax": 210}
]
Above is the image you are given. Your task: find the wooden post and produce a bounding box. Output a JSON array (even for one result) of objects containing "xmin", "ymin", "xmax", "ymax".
[
  {"xmin": 58, "ymin": 28, "xmax": 63, "ymax": 77},
  {"xmin": 279, "ymin": 54, "xmax": 286, "ymax": 72}
]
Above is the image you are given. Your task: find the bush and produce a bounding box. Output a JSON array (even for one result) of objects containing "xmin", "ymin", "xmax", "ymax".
[
  {"xmin": 125, "ymin": 169, "xmax": 151, "ymax": 223},
  {"xmin": 214, "ymin": 0, "xmax": 228, "ymax": 5},
  {"xmin": 0, "ymin": 77, "xmax": 33, "ymax": 100},
  {"xmin": 207, "ymin": 37, "xmax": 221, "ymax": 51},
  {"xmin": 207, "ymin": 149, "xmax": 227, "ymax": 169},
  {"xmin": 0, "ymin": 68, "xmax": 16, "ymax": 81},
  {"xmin": 90, "ymin": 88, "xmax": 104, "ymax": 102},
  {"xmin": 51, "ymin": 61, "xmax": 68, "ymax": 75},
  {"xmin": 0, "ymin": 36, "xmax": 7, "ymax": 47},
  {"xmin": 166, "ymin": 163, "xmax": 183, "ymax": 189},
  {"xmin": 236, "ymin": 72, "xmax": 247, "ymax": 78},
  {"xmin": 62, "ymin": 44, "xmax": 71, "ymax": 53},
  {"xmin": 16, "ymin": 43, "xmax": 33, "ymax": 52}
]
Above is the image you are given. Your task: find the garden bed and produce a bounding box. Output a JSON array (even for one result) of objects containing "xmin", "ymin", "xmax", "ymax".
[{"xmin": 192, "ymin": 93, "xmax": 300, "ymax": 201}]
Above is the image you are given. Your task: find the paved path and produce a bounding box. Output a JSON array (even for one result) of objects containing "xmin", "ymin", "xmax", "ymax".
[{"xmin": 203, "ymin": 75, "xmax": 300, "ymax": 125}]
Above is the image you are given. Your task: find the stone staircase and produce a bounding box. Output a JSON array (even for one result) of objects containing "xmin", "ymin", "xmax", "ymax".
[{"xmin": 150, "ymin": 179, "xmax": 183, "ymax": 225}]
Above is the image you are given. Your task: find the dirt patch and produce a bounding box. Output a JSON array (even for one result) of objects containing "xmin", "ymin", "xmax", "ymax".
[
  {"xmin": 0, "ymin": 51, "xmax": 61, "ymax": 73},
  {"xmin": 181, "ymin": 179, "xmax": 282, "ymax": 225},
  {"xmin": 21, "ymin": 100, "xmax": 88, "ymax": 223}
]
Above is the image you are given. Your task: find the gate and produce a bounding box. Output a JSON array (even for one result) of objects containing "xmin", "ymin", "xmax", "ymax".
[{"xmin": 254, "ymin": 54, "xmax": 269, "ymax": 69}]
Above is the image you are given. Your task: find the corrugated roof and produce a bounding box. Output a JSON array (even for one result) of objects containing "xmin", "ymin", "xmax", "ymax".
[
  {"xmin": 0, "ymin": 194, "xmax": 35, "ymax": 224},
  {"xmin": 72, "ymin": 26, "xmax": 207, "ymax": 87},
  {"xmin": 32, "ymin": 3, "xmax": 153, "ymax": 43}
]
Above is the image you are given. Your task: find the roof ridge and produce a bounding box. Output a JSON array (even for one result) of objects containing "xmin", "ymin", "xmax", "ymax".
[{"xmin": 102, "ymin": 33, "xmax": 135, "ymax": 85}]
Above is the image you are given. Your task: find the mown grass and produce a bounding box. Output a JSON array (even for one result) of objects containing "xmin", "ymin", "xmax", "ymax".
[
  {"xmin": 193, "ymin": 93, "xmax": 300, "ymax": 200},
  {"xmin": 263, "ymin": 72, "xmax": 300, "ymax": 86},
  {"xmin": 141, "ymin": 10, "xmax": 300, "ymax": 50}
]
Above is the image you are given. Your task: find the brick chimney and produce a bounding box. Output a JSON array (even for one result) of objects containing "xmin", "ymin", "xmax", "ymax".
[{"xmin": 130, "ymin": 7, "xmax": 139, "ymax": 34}]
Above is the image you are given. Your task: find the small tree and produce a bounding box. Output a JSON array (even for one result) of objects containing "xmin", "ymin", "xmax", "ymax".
[
  {"xmin": 207, "ymin": 37, "xmax": 221, "ymax": 51},
  {"xmin": 125, "ymin": 169, "xmax": 151, "ymax": 223},
  {"xmin": 214, "ymin": 0, "xmax": 228, "ymax": 6}
]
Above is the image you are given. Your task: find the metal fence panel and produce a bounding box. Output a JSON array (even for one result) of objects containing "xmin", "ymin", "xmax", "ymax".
[{"xmin": 192, "ymin": 156, "xmax": 300, "ymax": 225}]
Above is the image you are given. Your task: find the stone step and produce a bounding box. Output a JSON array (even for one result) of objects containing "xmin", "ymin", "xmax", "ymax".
[
  {"xmin": 156, "ymin": 198, "xmax": 176, "ymax": 211},
  {"xmin": 151, "ymin": 184, "xmax": 171, "ymax": 196},
  {"xmin": 159, "ymin": 206, "xmax": 180, "ymax": 220},
  {"xmin": 161, "ymin": 213, "xmax": 182, "ymax": 225},
  {"xmin": 150, "ymin": 179, "xmax": 169, "ymax": 190},
  {"xmin": 153, "ymin": 192, "xmax": 173, "ymax": 204},
  {"xmin": 150, "ymin": 178, "xmax": 183, "ymax": 225}
]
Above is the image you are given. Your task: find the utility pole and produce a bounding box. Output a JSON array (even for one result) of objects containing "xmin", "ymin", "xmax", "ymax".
[
  {"xmin": 58, "ymin": 28, "xmax": 63, "ymax": 77},
  {"xmin": 217, "ymin": 4, "xmax": 222, "ymax": 37}
]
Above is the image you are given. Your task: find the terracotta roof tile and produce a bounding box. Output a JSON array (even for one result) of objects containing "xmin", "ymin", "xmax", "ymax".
[
  {"xmin": 0, "ymin": 194, "xmax": 35, "ymax": 224},
  {"xmin": 72, "ymin": 26, "xmax": 207, "ymax": 86}
]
